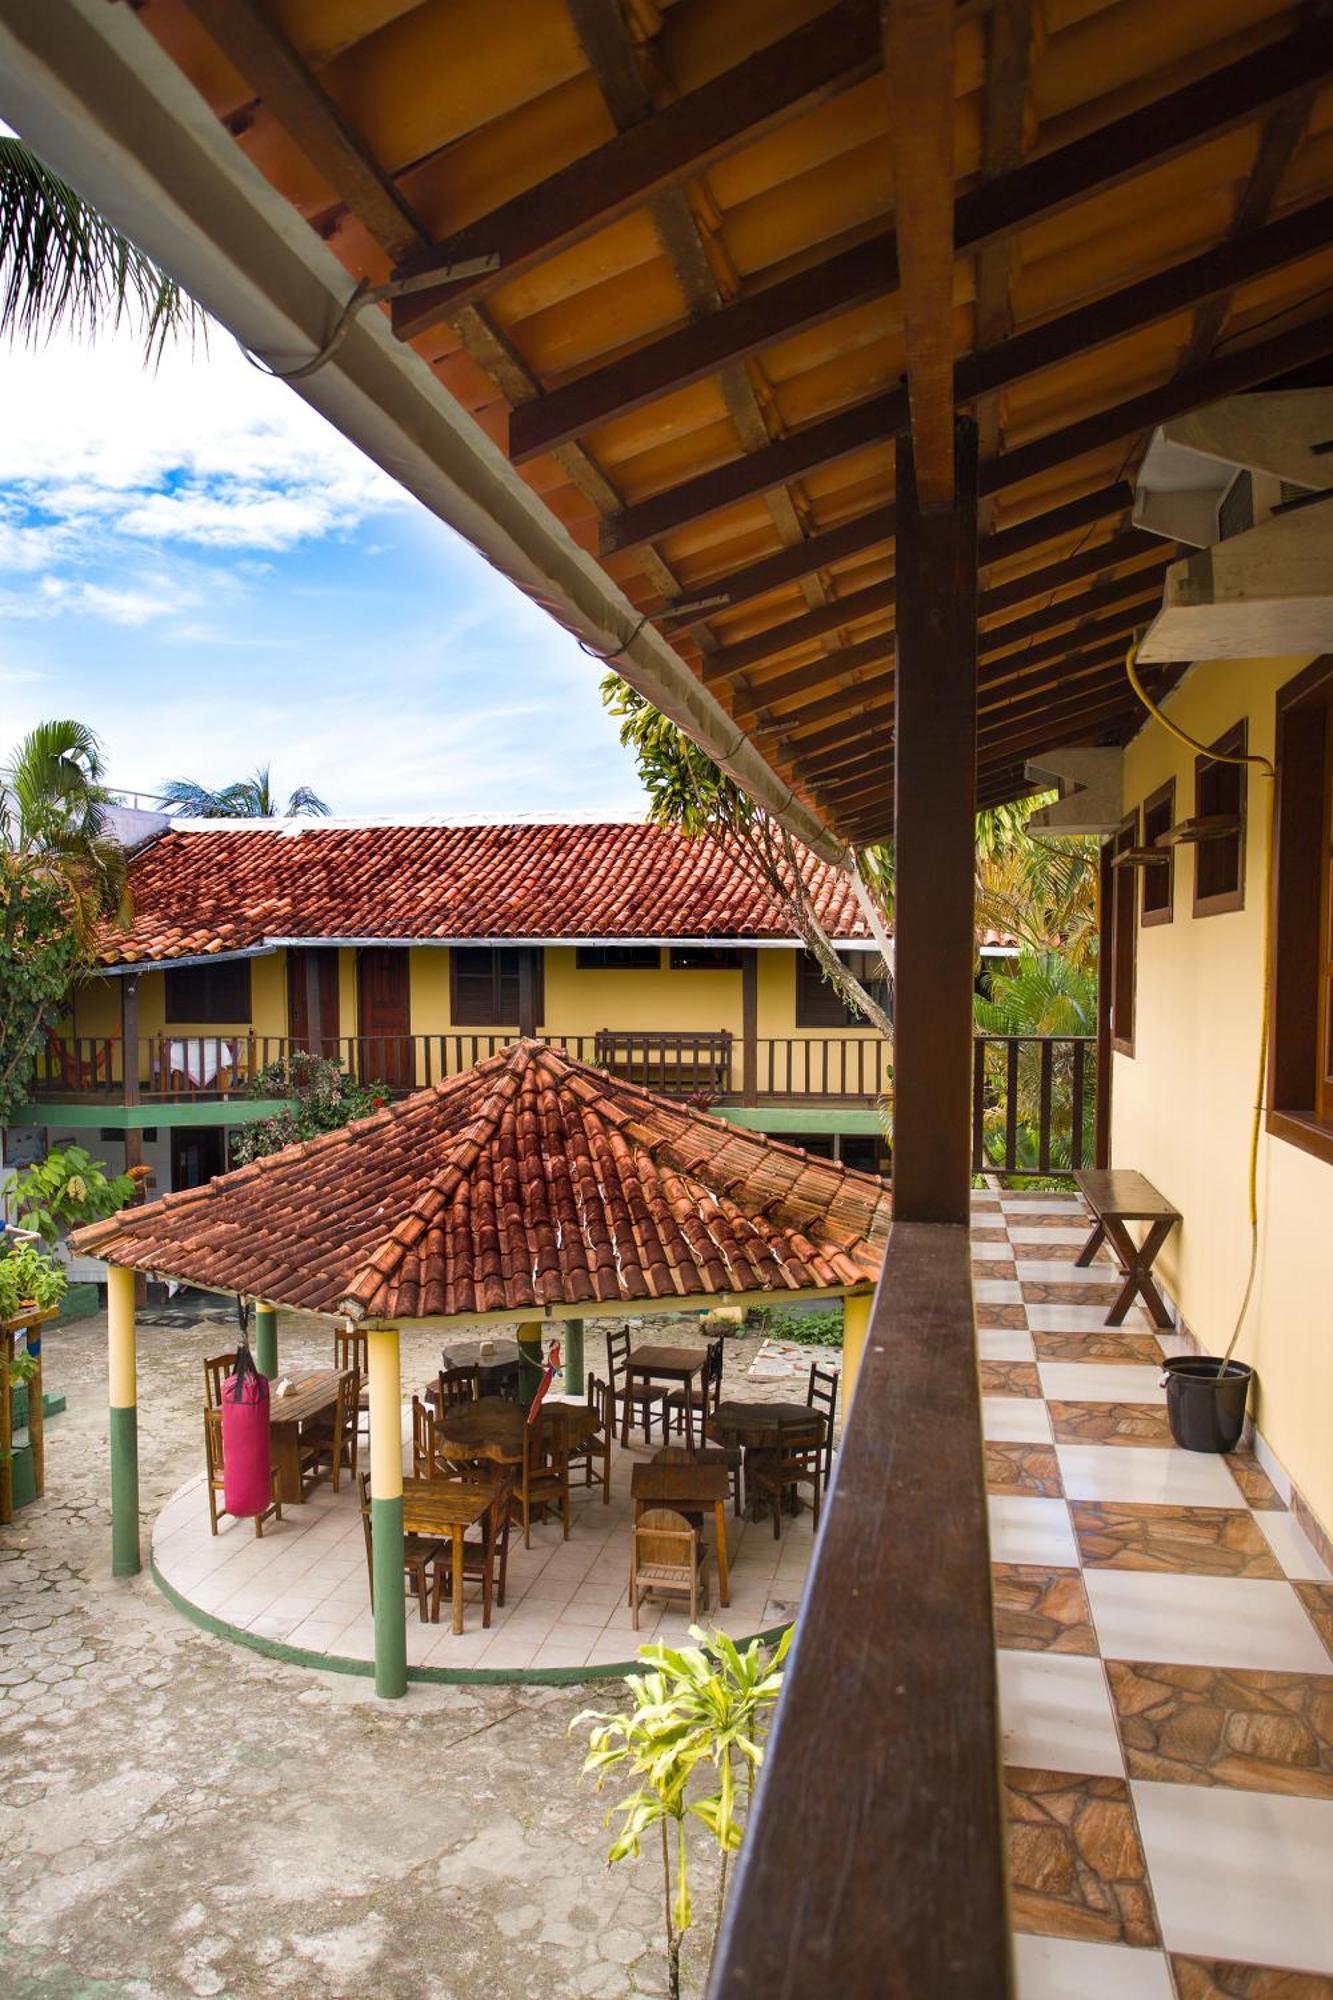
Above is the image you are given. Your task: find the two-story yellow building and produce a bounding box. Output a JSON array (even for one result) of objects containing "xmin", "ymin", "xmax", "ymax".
[{"xmin": 25, "ymin": 817, "xmax": 907, "ymax": 1192}]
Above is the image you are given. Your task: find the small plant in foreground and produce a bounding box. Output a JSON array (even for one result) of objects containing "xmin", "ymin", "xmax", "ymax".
[
  {"xmin": 0, "ymin": 1240, "xmax": 68, "ymax": 1322},
  {"xmin": 574, "ymin": 1626, "xmax": 790, "ymax": 1998}
]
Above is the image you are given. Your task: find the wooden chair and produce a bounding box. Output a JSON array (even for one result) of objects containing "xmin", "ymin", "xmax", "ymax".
[
  {"xmin": 664, "ymin": 1336, "xmax": 724, "ymax": 1443},
  {"xmin": 411, "ymin": 1394, "xmax": 447, "ymax": 1480},
  {"xmin": 564, "ymin": 1374, "xmax": 613, "ymax": 1501},
  {"xmin": 806, "ymin": 1360, "xmax": 839, "ymax": 1489},
  {"xmin": 443, "ymin": 1469, "xmax": 515, "ymax": 1628},
  {"xmin": 300, "ymin": 1373, "xmax": 357, "ymax": 1495},
  {"xmin": 437, "ymin": 1363, "xmax": 481, "ymax": 1411},
  {"xmin": 629, "ymin": 1507, "xmax": 710, "ymax": 1628},
  {"xmin": 335, "ymin": 1328, "xmax": 370, "ymax": 1445},
  {"xmin": 357, "ymin": 1473, "xmax": 448, "ymax": 1625},
  {"xmin": 203, "ymin": 1407, "xmax": 282, "ymax": 1537},
  {"xmin": 606, "ymin": 1326, "xmax": 667, "ymax": 1444},
  {"xmin": 513, "ymin": 1405, "xmax": 571, "ymax": 1548},
  {"xmin": 202, "ymin": 1353, "xmax": 233, "ymax": 1410},
  {"xmin": 746, "ymin": 1413, "xmax": 824, "ymax": 1540}
]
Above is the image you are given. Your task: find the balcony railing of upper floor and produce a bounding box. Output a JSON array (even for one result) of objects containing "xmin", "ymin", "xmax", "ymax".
[{"xmin": 31, "ymin": 1029, "xmax": 1096, "ymax": 1169}]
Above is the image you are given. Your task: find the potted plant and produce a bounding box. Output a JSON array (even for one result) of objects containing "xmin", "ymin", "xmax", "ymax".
[{"xmin": 0, "ymin": 1239, "xmax": 68, "ymax": 1325}]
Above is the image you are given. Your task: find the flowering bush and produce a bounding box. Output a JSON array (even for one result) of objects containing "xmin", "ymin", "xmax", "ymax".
[
  {"xmin": 7, "ymin": 1144, "xmax": 135, "ymax": 1246},
  {"xmin": 230, "ymin": 1050, "xmax": 389, "ymax": 1166}
]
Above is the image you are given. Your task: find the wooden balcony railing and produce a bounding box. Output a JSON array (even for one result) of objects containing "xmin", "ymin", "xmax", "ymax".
[
  {"xmin": 32, "ymin": 1031, "xmax": 1095, "ymax": 1175},
  {"xmin": 972, "ymin": 1034, "xmax": 1097, "ymax": 1177},
  {"xmin": 708, "ymin": 1224, "xmax": 1010, "ymax": 1996}
]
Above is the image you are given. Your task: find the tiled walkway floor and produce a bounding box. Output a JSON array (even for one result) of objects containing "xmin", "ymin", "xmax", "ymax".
[{"xmin": 978, "ymin": 1190, "xmax": 1333, "ymax": 1999}]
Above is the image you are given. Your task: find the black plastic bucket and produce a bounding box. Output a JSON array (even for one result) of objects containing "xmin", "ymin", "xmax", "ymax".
[{"xmin": 1162, "ymin": 1357, "xmax": 1253, "ymax": 1454}]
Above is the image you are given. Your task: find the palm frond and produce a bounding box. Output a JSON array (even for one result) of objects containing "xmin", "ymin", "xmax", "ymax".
[
  {"xmin": 157, "ymin": 778, "xmax": 230, "ymax": 817},
  {"xmin": 285, "ymin": 784, "xmax": 330, "ymax": 818},
  {"xmin": 0, "ymin": 136, "xmax": 205, "ymax": 360}
]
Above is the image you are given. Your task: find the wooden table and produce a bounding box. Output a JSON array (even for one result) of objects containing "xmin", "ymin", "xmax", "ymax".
[
  {"xmin": 632, "ymin": 1460, "xmax": 731, "ymax": 1606},
  {"xmin": 707, "ymin": 1400, "xmax": 828, "ymax": 1523},
  {"xmin": 401, "ymin": 1475, "xmax": 493, "ymax": 1635},
  {"xmin": 440, "ymin": 1337, "xmax": 521, "ymax": 1397},
  {"xmin": 621, "ymin": 1344, "xmax": 707, "ymax": 1449},
  {"xmin": 435, "ymin": 1398, "xmax": 600, "ymax": 1466},
  {"xmin": 268, "ymin": 1369, "xmax": 349, "ymax": 1504},
  {"xmin": 1073, "ymin": 1167, "xmax": 1181, "ymax": 1327}
]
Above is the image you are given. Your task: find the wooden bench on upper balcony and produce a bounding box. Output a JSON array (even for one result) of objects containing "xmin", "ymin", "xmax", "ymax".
[
  {"xmin": 593, "ymin": 1030, "xmax": 732, "ymax": 1098},
  {"xmin": 1074, "ymin": 1167, "xmax": 1181, "ymax": 1329}
]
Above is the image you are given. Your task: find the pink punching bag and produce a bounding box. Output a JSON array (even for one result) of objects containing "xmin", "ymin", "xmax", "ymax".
[{"xmin": 221, "ymin": 1342, "xmax": 272, "ymax": 1517}]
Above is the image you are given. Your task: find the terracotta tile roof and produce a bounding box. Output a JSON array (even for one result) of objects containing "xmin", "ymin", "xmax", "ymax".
[
  {"xmin": 102, "ymin": 820, "xmax": 873, "ymax": 964},
  {"xmin": 71, "ymin": 1042, "xmax": 888, "ymax": 1319}
]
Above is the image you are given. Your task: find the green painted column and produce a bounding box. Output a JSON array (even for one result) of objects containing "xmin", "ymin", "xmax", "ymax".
[
  {"xmin": 255, "ymin": 1301, "xmax": 279, "ymax": 1380},
  {"xmin": 516, "ymin": 1319, "xmax": 544, "ymax": 1404},
  {"xmin": 107, "ymin": 1264, "xmax": 140, "ymax": 1578},
  {"xmin": 563, "ymin": 1318, "xmax": 585, "ymax": 1399},
  {"xmin": 367, "ymin": 1326, "xmax": 407, "ymax": 1699}
]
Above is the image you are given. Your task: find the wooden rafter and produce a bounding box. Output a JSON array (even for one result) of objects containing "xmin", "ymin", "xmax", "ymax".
[
  {"xmin": 601, "ymin": 196, "xmax": 1333, "ymax": 552},
  {"xmin": 390, "ymin": 2, "xmax": 882, "ymax": 338},
  {"xmin": 882, "ymin": 0, "xmax": 959, "ymax": 507},
  {"xmin": 509, "ymin": 22, "xmax": 1330, "ymax": 462},
  {"xmin": 973, "ymin": 0, "xmax": 1033, "ymax": 525}
]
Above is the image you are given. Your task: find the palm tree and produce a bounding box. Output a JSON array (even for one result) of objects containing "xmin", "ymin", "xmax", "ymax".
[
  {"xmin": 0, "ymin": 134, "xmax": 202, "ymax": 355},
  {"xmin": 1, "ymin": 719, "xmax": 123, "ymax": 941},
  {"xmin": 158, "ymin": 767, "xmax": 330, "ymax": 819}
]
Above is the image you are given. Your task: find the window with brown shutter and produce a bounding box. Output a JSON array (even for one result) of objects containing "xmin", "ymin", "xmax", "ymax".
[
  {"xmin": 1110, "ymin": 813, "xmax": 1137, "ymax": 1055},
  {"xmin": 1269, "ymin": 658, "xmax": 1333, "ymax": 1165}
]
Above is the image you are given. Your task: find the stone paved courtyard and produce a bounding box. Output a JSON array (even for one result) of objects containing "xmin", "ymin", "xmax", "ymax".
[{"xmin": 0, "ymin": 1305, "xmax": 815, "ymax": 1999}]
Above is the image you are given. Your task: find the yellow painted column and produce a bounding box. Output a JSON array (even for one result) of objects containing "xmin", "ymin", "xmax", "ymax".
[
  {"xmin": 367, "ymin": 1326, "xmax": 406, "ymax": 1698},
  {"xmin": 516, "ymin": 1318, "xmax": 544, "ymax": 1404},
  {"xmin": 841, "ymin": 1291, "xmax": 874, "ymax": 1408},
  {"xmin": 107, "ymin": 1264, "xmax": 140, "ymax": 1577}
]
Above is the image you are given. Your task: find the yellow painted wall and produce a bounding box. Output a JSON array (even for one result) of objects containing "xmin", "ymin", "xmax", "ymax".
[{"xmin": 1113, "ymin": 652, "xmax": 1333, "ymax": 1538}]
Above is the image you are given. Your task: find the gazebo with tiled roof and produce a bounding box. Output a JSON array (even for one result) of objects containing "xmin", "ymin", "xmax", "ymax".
[{"xmin": 73, "ymin": 1041, "xmax": 889, "ymax": 1695}]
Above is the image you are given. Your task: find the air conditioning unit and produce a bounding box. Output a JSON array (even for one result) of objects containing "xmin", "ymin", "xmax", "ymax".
[
  {"xmin": 1133, "ymin": 390, "xmax": 1333, "ymax": 662},
  {"xmin": 1023, "ymin": 748, "xmax": 1123, "ymax": 837}
]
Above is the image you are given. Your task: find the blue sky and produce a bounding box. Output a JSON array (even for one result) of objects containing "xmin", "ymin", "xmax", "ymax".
[{"xmin": 0, "ymin": 322, "xmax": 650, "ymax": 820}]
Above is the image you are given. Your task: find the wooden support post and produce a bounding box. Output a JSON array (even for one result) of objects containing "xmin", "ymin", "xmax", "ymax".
[
  {"xmin": 107, "ymin": 1264, "xmax": 140, "ymax": 1577},
  {"xmin": 27, "ymin": 1314, "xmax": 44, "ymax": 1499},
  {"xmin": 840, "ymin": 1291, "xmax": 873, "ymax": 1405},
  {"xmin": 120, "ymin": 976, "xmax": 147, "ymax": 1308},
  {"xmin": 563, "ymin": 1318, "xmax": 585, "ymax": 1399},
  {"xmin": 741, "ymin": 949, "xmax": 759, "ymax": 1106},
  {"xmin": 518, "ymin": 951, "xmax": 538, "ymax": 1040},
  {"xmin": 255, "ymin": 1301, "xmax": 279, "ymax": 1380},
  {"xmin": 0, "ymin": 1326, "xmax": 11, "ymax": 1526},
  {"xmin": 1095, "ymin": 843, "xmax": 1114, "ymax": 1169},
  {"xmin": 367, "ymin": 1325, "xmax": 406, "ymax": 1699},
  {"xmin": 892, "ymin": 419, "xmax": 979, "ymax": 1224}
]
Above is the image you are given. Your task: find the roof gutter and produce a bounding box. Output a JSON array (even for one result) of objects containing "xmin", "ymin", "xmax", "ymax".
[{"xmin": 0, "ymin": 0, "xmax": 845, "ymax": 869}]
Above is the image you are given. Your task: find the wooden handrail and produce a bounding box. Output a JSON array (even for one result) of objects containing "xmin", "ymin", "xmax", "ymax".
[{"xmin": 709, "ymin": 1223, "xmax": 1010, "ymax": 1997}]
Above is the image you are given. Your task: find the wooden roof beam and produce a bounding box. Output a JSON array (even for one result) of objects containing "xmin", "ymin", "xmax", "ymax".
[
  {"xmin": 389, "ymin": 1, "xmax": 882, "ymax": 339},
  {"xmin": 509, "ymin": 21, "xmax": 1332, "ymax": 462},
  {"xmin": 601, "ymin": 196, "xmax": 1333, "ymax": 552},
  {"xmin": 882, "ymin": 0, "xmax": 958, "ymax": 507},
  {"xmin": 663, "ymin": 481, "xmax": 1133, "ymax": 625},
  {"xmin": 704, "ymin": 528, "xmax": 1169, "ymax": 687}
]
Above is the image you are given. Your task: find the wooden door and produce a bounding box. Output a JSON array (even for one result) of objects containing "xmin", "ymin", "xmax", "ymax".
[
  {"xmin": 170, "ymin": 1125, "xmax": 226, "ymax": 1191},
  {"xmin": 287, "ymin": 948, "xmax": 341, "ymax": 1061},
  {"xmin": 357, "ymin": 947, "xmax": 414, "ymax": 1089}
]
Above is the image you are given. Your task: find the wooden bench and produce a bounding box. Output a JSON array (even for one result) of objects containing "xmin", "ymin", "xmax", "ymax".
[
  {"xmin": 594, "ymin": 1029, "xmax": 732, "ymax": 1097},
  {"xmin": 1073, "ymin": 1168, "xmax": 1181, "ymax": 1329}
]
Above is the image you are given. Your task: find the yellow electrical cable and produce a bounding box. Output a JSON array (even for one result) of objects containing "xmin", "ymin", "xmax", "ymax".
[{"xmin": 1124, "ymin": 640, "xmax": 1275, "ymax": 1369}]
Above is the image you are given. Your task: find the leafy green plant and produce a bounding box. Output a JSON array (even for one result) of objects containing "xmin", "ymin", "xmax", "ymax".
[
  {"xmin": 974, "ymin": 949, "xmax": 1099, "ymax": 1182},
  {"xmin": 575, "ymin": 1627, "xmax": 791, "ymax": 1997},
  {"xmin": 0, "ymin": 1241, "xmax": 68, "ymax": 1322},
  {"xmin": 230, "ymin": 1050, "xmax": 389, "ymax": 1166},
  {"xmin": 8, "ymin": 1144, "xmax": 135, "ymax": 1245}
]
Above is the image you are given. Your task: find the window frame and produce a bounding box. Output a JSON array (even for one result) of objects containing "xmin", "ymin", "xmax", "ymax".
[
  {"xmin": 668, "ymin": 946, "xmax": 744, "ymax": 970},
  {"xmin": 795, "ymin": 948, "xmax": 891, "ymax": 1030},
  {"xmin": 574, "ymin": 945, "xmax": 661, "ymax": 971},
  {"xmin": 449, "ymin": 946, "xmax": 544, "ymax": 1027},
  {"xmin": 163, "ymin": 958, "xmax": 253, "ymax": 1024},
  {"xmin": 1193, "ymin": 721, "xmax": 1248, "ymax": 918},
  {"xmin": 1110, "ymin": 811, "xmax": 1137, "ymax": 1057},
  {"xmin": 1267, "ymin": 656, "xmax": 1333, "ymax": 1167},
  {"xmin": 1140, "ymin": 779, "xmax": 1175, "ymax": 928}
]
